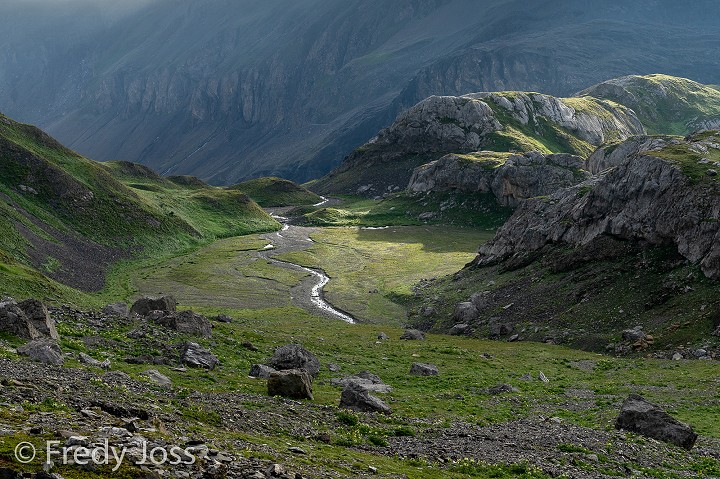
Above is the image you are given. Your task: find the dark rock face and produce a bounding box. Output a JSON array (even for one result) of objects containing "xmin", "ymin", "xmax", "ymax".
[
  {"xmin": 180, "ymin": 342, "xmax": 219, "ymax": 370},
  {"xmin": 615, "ymin": 394, "xmax": 697, "ymax": 450},
  {"xmin": 249, "ymin": 364, "xmax": 276, "ymax": 379},
  {"xmin": 17, "ymin": 340, "xmax": 63, "ymax": 365},
  {"xmin": 268, "ymin": 344, "xmax": 320, "ymax": 378},
  {"xmin": 400, "ymin": 329, "xmax": 425, "ymax": 341},
  {"xmin": 267, "ymin": 369, "xmax": 313, "ymax": 400},
  {"xmin": 156, "ymin": 310, "xmax": 212, "ymax": 337},
  {"xmin": 474, "ymin": 133, "xmax": 720, "ymax": 280},
  {"xmin": 410, "ymin": 363, "xmax": 439, "ymax": 376},
  {"xmin": 130, "ymin": 296, "xmax": 177, "ymax": 316},
  {"xmin": 339, "ymin": 381, "xmax": 391, "ymax": 414}
]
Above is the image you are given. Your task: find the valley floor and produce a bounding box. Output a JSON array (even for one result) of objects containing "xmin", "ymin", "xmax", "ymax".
[{"xmin": 1, "ymin": 221, "xmax": 720, "ymax": 478}]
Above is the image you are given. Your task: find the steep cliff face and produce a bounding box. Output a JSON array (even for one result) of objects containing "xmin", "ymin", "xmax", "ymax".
[
  {"xmin": 408, "ymin": 151, "xmax": 589, "ymax": 207},
  {"xmin": 314, "ymin": 91, "xmax": 643, "ymax": 195},
  {"xmin": 1, "ymin": 1, "xmax": 719, "ymax": 184},
  {"xmin": 474, "ymin": 132, "xmax": 720, "ymax": 279}
]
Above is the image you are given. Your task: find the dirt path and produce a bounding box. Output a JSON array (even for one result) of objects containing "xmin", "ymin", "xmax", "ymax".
[{"xmin": 259, "ymin": 218, "xmax": 355, "ymax": 323}]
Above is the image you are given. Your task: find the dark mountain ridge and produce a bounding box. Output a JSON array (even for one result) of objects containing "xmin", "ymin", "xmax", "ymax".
[{"xmin": 1, "ymin": 0, "xmax": 720, "ymax": 184}]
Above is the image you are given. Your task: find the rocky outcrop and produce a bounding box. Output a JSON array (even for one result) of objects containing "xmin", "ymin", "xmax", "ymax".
[
  {"xmin": 316, "ymin": 91, "xmax": 642, "ymax": 196},
  {"xmin": 0, "ymin": 298, "xmax": 58, "ymax": 341},
  {"xmin": 578, "ymin": 74, "xmax": 720, "ymax": 135},
  {"xmin": 468, "ymin": 92, "xmax": 643, "ymax": 146},
  {"xmin": 473, "ymin": 133, "xmax": 720, "ymax": 280},
  {"xmin": 409, "ymin": 363, "xmax": 439, "ymax": 376},
  {"xmin": 409, "ymin": 151, "xmax": 590, "ymax": 207},
  {"xmin": 372, "ymin": 96, "xmax": 502, "ymax": 154}
]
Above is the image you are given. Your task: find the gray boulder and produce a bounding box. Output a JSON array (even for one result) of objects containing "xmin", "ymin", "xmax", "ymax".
[
  {"xmin": 400, "ymin": 329, "xmax": 425, "ymax": 341},
  {"xmin": 453, "ymin": 302, "xmax": 478, "ymax": 323},
  {"xmin": 130, "ymin": 296, "xmax": 176, "ymax": 316},
  {"xmin": 377, "ymin": 332, "xmax": 389, "ymax": 340},
  {"xmin": 267, "ymin": 369, "xmax": 313, "ymax": 400},
  {"xmin": 339, "ymin": 381, "xmax": 391, "ymax": 414},
  {"xmin": 622, "ymin": 326, "xmax": 646, "ymax": 342},
  {"xmin": 0, "ymin": 299, "xmax": 40, "ymax": 340},
  {"xmin": 142, "ymin": 369, "xmax": 172, "ymax": 387},
  {"xmin": 331, "ymin": 371, "xmax": 393, "ymax": 393},
  {"xmin": 102, "ymin": 302, "xmax": 129, "ymax": 318},
  {"xmin": 180, "ymin": 342, "xmax": 219, "ymax": 370},
  {"xmin": 615, "ymin": 394, "xmax": 697, "ymax": 450},
  {"xmin": 213, "ymin": 314, "xmax": 233, "ymax": 323},
  {"xmin": 249, "ymin": 364, "xmax": 276, "ymax": 379},
  {"xmin": 410, "ymin": 363, "xmax": 439, "ymax": 376},
  {"xmin": 17, "ymin": 340, "xmax": 63, "ymax": 365},
  {"xmin": 268, "ymin": 344, "xmax": 320, "ymax": 378},
  {"xmin": 18, "ymin": 299, "xmax": 59, "ymax": 340},
  {"xmin": 156, "ymin": 310, "xmax": 212, "ymax": 337}
]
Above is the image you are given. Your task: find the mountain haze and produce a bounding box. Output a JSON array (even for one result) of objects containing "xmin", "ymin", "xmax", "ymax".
[{"xmin": 1, "ymin": 0, "xmax": 720, "ymax": 184}]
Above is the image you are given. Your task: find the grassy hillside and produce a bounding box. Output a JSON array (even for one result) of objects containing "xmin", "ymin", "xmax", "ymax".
[
  {"xmin": 579, "ymin": 74, "xmax": 720, "ymax": 135},
  {"xmin": 230, "ymin": 177, "xmax": 323, "ymax": 207},
  {"xmin": 0, "ymin": 113, "xmax": 279, "ymax": 302}
]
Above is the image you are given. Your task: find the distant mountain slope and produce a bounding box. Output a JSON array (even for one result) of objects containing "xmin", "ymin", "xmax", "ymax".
[
  {"xmin": 0, "ymin": 1, "xmax": 719, "ymax": 184},
  {"xmin": 313, "ymin": 90, "xmax": 644, "ymax": 195},
  {"xmin": 0, "ymin": 112, "xmax": 277, "ymax": 298},
  {"xmin": 579, "ymin": 75, "xmax": 720, "ymax": 135}
]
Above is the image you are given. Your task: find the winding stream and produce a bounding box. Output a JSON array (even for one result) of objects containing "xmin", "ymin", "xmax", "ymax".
[{"xmin": 261, "ymin": 208, "xmax": 355, "ymax": 323}]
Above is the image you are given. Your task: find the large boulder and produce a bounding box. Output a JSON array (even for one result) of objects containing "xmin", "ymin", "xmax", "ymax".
[
  {"xmin": 18, "ymin": 299, "xmax": 59, "ymax": 340},
  {"xmin": 453, "ymin": 302, "xmax": 478, "ymax": 323},
  {"xmin": 156, "ymin": 310, "xmax": 212, "ymax": 337},
  {"xmin": 400, "ymin": 329, "xmax": 425, "ymax": 341},
  {"xmin": 130, "ymin": 296, "xmax": 176, "ymax": 316},
  {"xmin": 410, "ymin": 363, "xmax": 439, "ymax": 376},
  {"xmin": 267, "ymin": 369, "xmax": 313, "ymax": 400},
  {"xmin": 180, "ymin": 342, "xmax": 220, "ymax": 370},
  {"xmin": 17, "ymin": 340, "xmax": 63, "ymax": 365},
  {"xmin": 268, "ymin": 344, "xmax": 320, "ymax": 378},
  {"xmin": 339, "ymin": 381, "xmax": 391, "ymax": 414},
  {"xmin": 615, "ymin": 394, "xmax": 698, "ymax": 450},
  {"xmin": 0, "ymin": 299, "xmax": 42, "ymax": 340}
]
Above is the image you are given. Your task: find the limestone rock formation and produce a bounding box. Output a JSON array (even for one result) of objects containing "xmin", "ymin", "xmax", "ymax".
[
  {"xmin": 473, "ymin": 132, "xmax": 720, "ymax": 280},
  {"xmin": 409, "ymin": 151, "xmax": 590, "ymax": 207},
  {"xmin": 316, "ymin": 91, "xmax": 642, "ymax": 196}
]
